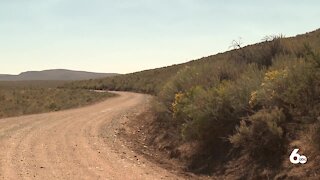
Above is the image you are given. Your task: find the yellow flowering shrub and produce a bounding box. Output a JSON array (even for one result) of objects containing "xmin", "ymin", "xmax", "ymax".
[
  {"xmin": 172, "ymin": 92, "xmax": 185, "ymax": 116},
  {"xmin": 249, "ymin": 91, "xmax": 257, "ymax": 107},
  {"xmin": 263, "ymin": 69, "xmax": 288, "ymax": 81},
  {"xmin": 249, "ymin": 69, "xmax": 288, "ymax": 107}
]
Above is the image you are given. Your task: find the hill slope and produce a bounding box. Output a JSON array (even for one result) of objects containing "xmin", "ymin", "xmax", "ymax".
[
  {"xmin": 66, "ymin": 29, "xmax": 320, "ymax": 179},
  {"xmin": 0, "ymin": 69, "xmax": 118, "ymax": 81},
  {"xmin": 67, "ymin": 29, "xmax": 320, "ymax": 94}
]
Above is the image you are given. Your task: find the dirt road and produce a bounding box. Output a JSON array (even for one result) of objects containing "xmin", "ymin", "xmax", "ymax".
[{"xmin": 0, "ymin": 92, "xmax": 181, "ymax": 180}]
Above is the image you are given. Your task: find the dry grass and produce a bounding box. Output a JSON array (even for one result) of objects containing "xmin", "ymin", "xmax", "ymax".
[{"xmin": 0, "ymin": 85, "xmax": 115, "ymax": 119}]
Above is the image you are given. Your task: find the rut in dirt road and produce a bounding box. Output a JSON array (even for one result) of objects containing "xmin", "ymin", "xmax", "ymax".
[{"xmin": 0, "ymin": 92, "xmax": 181, "ymax": 180}]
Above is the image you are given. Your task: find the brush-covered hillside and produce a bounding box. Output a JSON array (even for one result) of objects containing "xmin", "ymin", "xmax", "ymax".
[{"xmin": 66, "ymin": 29, "xmax": 320, "ymax": 179}]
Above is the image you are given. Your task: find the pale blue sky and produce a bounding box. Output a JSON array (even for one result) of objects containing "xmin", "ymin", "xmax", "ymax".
[{"xmin": 1, "ymin": 0, "xmax": 319, "ymax": 74}]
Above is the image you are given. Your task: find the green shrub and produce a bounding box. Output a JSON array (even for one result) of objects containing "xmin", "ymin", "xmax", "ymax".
[
  {"xmin": 229, "ymin": 108, "xmax": 286, "ymax": 165},
  {"xmin": 250, "ymin": 57, "xmax": 320, "ymax": 118},
  {"xmin": 169, "ymin": 64, "xmax": 263, "ymax": 143},
  {"xmin": 158, "ymin": 66, "xmax": 205, "ymax": 109},
  {"xmin": 178, "ymin": 85, "xmax": 237, "ymax": 143},
  {"xmin": 158, "ymin": 59, "xmax": 247, "ymax": 113},
  {"xmin": 172, "ymin": 82, "xmax": 238, "ymax": 142},
  {"xmin": 224, "ymin": 64, "xmax": 264, "ymax": 114},
  {"xmin": 305, "ymin": 120, "xmax": 320, "ymax": 152},
  {"xmin": 48, "ymin": 102, "xmax": 58, "ymax": 111}
]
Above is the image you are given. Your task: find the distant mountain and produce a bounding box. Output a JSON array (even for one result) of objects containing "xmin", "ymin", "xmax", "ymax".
[{"xmin": 0, "ymin": 69, "xmax": 118, "ymax": 81}]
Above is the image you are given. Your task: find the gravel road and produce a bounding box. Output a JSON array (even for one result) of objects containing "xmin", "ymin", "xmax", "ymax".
[{"xmin": 0, "ymin": 92, "xmax": 181, "ymax": 180}]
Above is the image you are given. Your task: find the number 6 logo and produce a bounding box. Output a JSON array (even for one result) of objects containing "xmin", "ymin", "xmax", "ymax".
[{"xmin": 290, "ymin": 149, "xmax": 307, "ymax": 164}]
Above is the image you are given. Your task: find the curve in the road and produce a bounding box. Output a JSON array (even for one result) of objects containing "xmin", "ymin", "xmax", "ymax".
[{"xmin": 0, "ymin": 92, "xmax": 180, "ymax": 180}]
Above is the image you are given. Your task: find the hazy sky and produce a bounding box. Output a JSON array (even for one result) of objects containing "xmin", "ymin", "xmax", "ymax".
[{"xmin": 1, "ymin": 0, "xmax": 319, "ymax": 74}]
